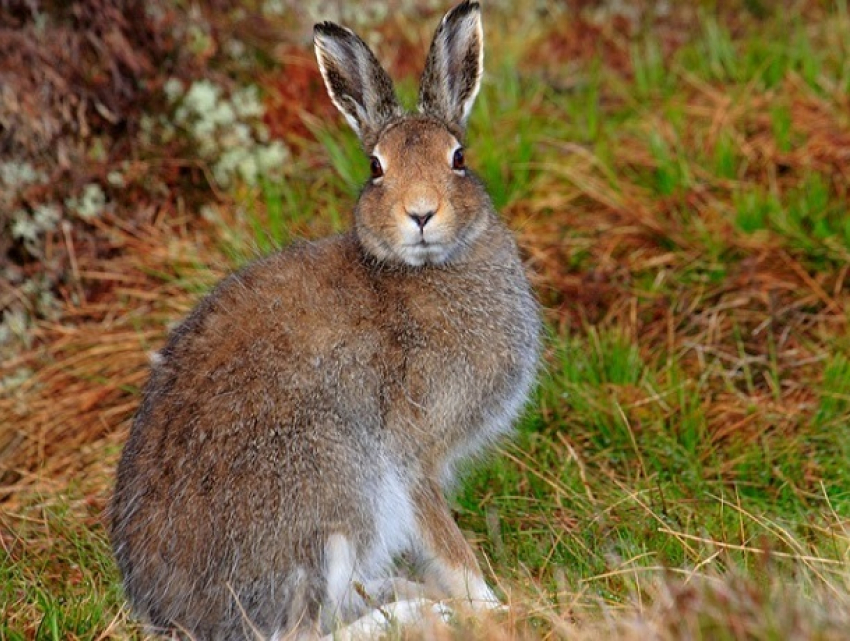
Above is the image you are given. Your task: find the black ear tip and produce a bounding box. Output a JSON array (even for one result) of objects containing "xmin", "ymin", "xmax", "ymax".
[
  {"xmin": 313, "ymin": 21, "xmax": 349, "ymax": 40},
  {"xmin": 448, "ymin": 0, "xmax": 481, "ymax": 19}
]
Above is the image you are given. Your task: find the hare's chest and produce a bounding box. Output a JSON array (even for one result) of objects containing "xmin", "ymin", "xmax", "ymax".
[{"xmin": 392, "ymin": 282, "xmax": 538, "ymax": 449}]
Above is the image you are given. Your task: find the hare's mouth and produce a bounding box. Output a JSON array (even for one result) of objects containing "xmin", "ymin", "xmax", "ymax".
[{"xmin": 399, "ymin": 241, "xmax": 451, "ymax": 267}]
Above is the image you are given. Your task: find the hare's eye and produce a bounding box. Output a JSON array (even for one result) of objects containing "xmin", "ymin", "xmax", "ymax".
[
  {"xmin": 369, "ymin": 156, "xmax": 384, "ymax": 179},
  {"xmin": 452, "ymin": 148, "xmax": 466, "ymax": 171}
]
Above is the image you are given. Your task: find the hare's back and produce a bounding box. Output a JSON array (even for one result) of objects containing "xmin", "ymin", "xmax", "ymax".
[
  {"xmin": 167, "ymin": 233, "xmax": 380, "ymax": 374},
  {"xmin": 115, "ymin": 235, "xmax": 387, "ymax": 538},
  {"xmin": 131, "ymin": 231, "xmax": 386, "ymax": 472}
]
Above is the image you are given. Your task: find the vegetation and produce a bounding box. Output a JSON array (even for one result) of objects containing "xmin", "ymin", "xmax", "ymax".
[{"xmin": 2, "ymin": 1, "xmax": 850, "ymax": 638}]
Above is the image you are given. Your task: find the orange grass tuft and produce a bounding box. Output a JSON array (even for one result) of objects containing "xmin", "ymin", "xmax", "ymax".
[{"xmin": 0, "ymin": 209, "xmax": 226, "ymax": 507}]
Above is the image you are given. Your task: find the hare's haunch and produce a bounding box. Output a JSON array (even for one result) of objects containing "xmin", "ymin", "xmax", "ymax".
[{"xmin": 109, "ymin": 2, "xmax": 540, "ymax": 639}]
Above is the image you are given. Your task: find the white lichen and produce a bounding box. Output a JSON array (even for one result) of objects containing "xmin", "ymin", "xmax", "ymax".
[
  {"xmin": 163, "ymin": 78, "xmax": 185, "ymax": 103},
  {"xmin": 66, "ymin": 183, "xmax": 107, "ymax": 220},
  {"xmin": 11, "ymin": 211, "xmax": 39, "ymax": 244},
  {"xmin": 0, "ymin": 307, "xmax": 32, "ymax": 350},
  {"xmin": 256, "ymin": 141, "xmax": 289, "ymax": 174},
  {"xmin": 0, "ymin": 161, "xmax": 48, "ymax": 207},
  {"xmin": 199, "ymin": 204, "xmax": 221, "ymax": 222},
  {"xmin": 11, "ymin": 203, "xmax": 61, "ymax": 252},
  {"xmin": 262, "ymin": 0, "xmax": 285, "ymax": 16},
  {"xmin": 224, "ymin": 38, "xmax": 247, "ymax": 60},
  {"xmin": 0, "ymin": 161, "xmax": 46, "ymax": 188},
  {"xmin": 107, "ymin": 170, "xmax": 126, "ymax": 188},
  {"xmin": 231, "ymin": 86, "xmax": 265, "ymax": 120},
  {"xmin": 33, "ymin": 203, "xmax": 61, "ymax": 230},
  {"xmin": 162, "ymin": 78, "xmax": 289, "ymax": 188}
]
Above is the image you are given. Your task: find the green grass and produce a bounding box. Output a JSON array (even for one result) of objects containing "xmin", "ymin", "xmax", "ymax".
[
  {"xmin": 1, "ymin": 499, "xmax": 132, "ymax": 639},
  {"xmin": 457, "ymin": 330, "xmax": 850, "ymax": 615},
  {"xmin": 469, "ymin": 62, "xmax": 541, "ymax": 210},
  {"xmin": 631, "ymin": 35, "xmax": 672, "ymax": 100},
  {"xmin": 6, "ymin": 1, "xmax": 850, "ymax": 639},
  {"xmin": 732, "ymin": 172, "xmax": 850, "ymax": 264}
]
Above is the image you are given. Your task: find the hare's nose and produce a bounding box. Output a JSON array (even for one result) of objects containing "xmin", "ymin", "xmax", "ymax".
[{"xmin": 408, "ymin": 211, "xmax": 435, "ymax": 230}]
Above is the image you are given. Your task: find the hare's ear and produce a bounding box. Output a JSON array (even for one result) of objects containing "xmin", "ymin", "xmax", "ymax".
[
  {"xmin": 418, "ymin": 1, "xmax": 483, "ymax": 137},
  {"xmin": 314, "ymin": 22, "xmax": 402, "ymax": 147}
]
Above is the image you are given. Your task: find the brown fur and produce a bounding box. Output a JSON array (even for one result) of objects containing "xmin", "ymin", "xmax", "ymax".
[{"xmin": 109, "ymin": 2, "xmax": 540, "ymax": 639}]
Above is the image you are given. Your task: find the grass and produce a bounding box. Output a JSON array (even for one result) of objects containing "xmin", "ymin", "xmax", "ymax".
[
  {"xmin": 3, "ymin": 1, "xmax": 850, "ymax": 639},
  {"xmin": 1, "ymin": 499, "xmax": 127, "ymax": 640}
]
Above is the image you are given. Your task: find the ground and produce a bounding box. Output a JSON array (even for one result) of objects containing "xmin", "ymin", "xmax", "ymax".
[{"xmin": 1, "ymin": 1, "xmax": 850, "ymax": 639}]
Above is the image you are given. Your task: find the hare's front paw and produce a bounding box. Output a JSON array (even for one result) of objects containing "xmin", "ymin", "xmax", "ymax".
[
  {"xmin": 424, "ymin": 558, "xmax": 504, "ymax": 611},
  {"xmin": 322, "ymin": 598, "xmax": 453, "ymax": 641},
  {"xmin": 464, "ymin": 577, "xmax": 506, "ymax": 612},
  {"xmin": 360, "ymin": 577, "xmax": 428, "ymax": 604}
]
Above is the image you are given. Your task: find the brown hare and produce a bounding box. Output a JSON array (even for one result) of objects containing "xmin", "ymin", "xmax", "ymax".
[{"xmin": 109, "ymin": 1, "xmax": 540, "ymax": 638}]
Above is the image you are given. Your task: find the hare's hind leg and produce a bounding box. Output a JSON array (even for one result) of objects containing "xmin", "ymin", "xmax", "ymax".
[
  {"xmin": 411, "ymin": 482, "xmax": 502, "ymax": 609},
  {"xmin": 316, "ymin": 482, "xmax": 503, "ymax": 639},
  {"xmin": 319, "ymin": 535, "xmax": 443, "ymax": 640},
  {"xmin": 319, "ymin": 533, "xmax": 368, "ymax": 631}
]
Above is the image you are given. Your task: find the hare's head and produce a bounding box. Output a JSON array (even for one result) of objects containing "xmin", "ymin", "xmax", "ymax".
[{"xmin": 314, "ymin": 1, "xmax": 490, "ymax": 267}]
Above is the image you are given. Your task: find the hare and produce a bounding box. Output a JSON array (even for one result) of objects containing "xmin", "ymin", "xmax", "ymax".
[{"xmin": 109, "ymin": 1, "xmax": 540, "ymax": 639}]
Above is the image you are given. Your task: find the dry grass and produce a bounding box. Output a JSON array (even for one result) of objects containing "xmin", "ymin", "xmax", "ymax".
[{"xmin": 0, "ymin": 209, "xmax": 229, "ymax": 504}]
